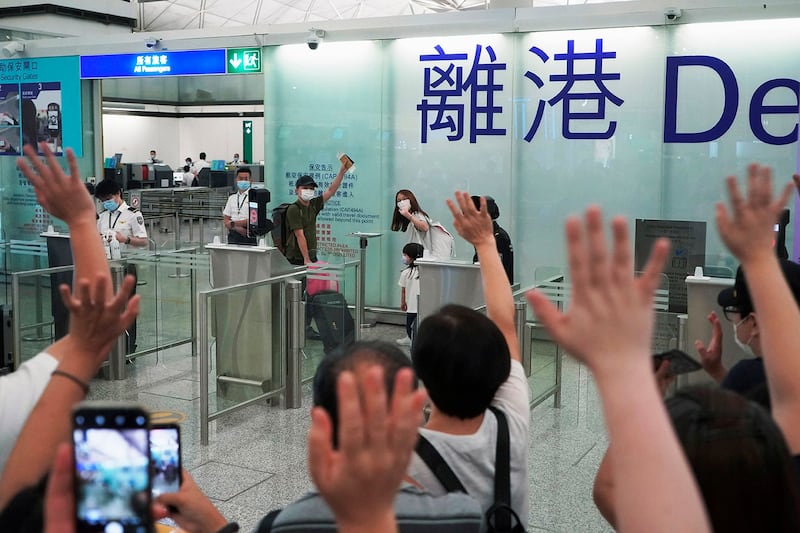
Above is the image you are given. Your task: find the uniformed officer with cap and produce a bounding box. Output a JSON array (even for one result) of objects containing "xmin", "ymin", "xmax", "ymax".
[{"xmin": 95, "ymin": 179, "xmax": 148, "ymax": 354}]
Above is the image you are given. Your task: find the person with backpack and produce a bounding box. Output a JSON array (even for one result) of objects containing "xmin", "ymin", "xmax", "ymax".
[
  {"xmin": 392, "ymin": 189, "xmax": 455, "ymax": 260},
  {"xmin": 396, "ymin": 242, "xmax": 424, "ymax": 346},
  {"xmin": 283, "ymin": 159, "xmax": 349, "ymax": 266},
  {"xmin": 408, "ymin": 193, "xmax": 530, "ymax": 528}
]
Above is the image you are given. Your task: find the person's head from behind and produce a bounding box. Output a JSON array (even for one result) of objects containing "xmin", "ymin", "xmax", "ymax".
[
  {"xmin": 183, "ymin": 165, "xmax": 190, "ymax": 173},
  {"xmin": 412, "ymin": 304, "xmax": 510, "ymax": 419},
  {"xmin": 235, "ymin": 167, "xmax": 251, "ymax": 191},
  {"xmin": 470, "ymin": 195, "xmax": 500, "ymax": 220},
  {"xmin": 717, "ymin": 259, "xmax": 800, "ymax": 358},
  {"xmin": 95, "ymin": 179, "xmax": 123, "ymax": 212},
  {"xmin": 391, "ymin": 189, "xmax": 426, "ymax": 232},
  {"xmin": 402, "ymin": 242, "xmax": 424, "ymax": 267},
  {"xmin": 668, "ymin": 385, "xmax": 800, "ymax": 532},
  {"xmin": 313, "ymin": 341, "xmax": 417, "ymax": 446},
  {"xmin": 199, "ymin": 152, "xmax": 207, "ymax": 160}
]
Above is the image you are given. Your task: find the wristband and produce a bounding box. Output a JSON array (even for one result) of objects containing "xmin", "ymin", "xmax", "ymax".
[
  {"xmin": 51, "ymin": 369, "xmax": 90, "ymax": 395},
  {"xmin": 125, "ymin": 236, "xmax": 131, "ymax": 245},
  {"xmin": 215, "ymin": 523, "xmax": 239, "ymax": 533}
]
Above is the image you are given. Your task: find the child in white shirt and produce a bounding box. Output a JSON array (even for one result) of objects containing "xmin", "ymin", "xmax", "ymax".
[{"xmin": 397, "ymin": 243, "xmax": 424, "ymax": 346}]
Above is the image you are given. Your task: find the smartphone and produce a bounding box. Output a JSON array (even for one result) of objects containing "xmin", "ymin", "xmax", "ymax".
[
  {"xmin": 653, "ymin": 349, "xmax": 702, "ymax": 375},
  {"xmin": 149, "ymin": 423, "xmax": 182, "ymax": 497},
  {"xmin": 47, "ymin": 102, "xmax": 60, "ymax": 133},
  {"xmin": 72, "ymin": 402, "xmax": 151, "ymax": 533}
]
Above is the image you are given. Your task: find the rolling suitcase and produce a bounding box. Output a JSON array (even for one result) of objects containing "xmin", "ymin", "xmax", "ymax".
[{"xmin": 308, "ymin": 290, "xmax": 355, "ymax": 354}]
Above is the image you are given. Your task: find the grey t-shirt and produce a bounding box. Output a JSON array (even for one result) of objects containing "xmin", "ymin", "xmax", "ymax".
[{"xmin": 407, "ymin": 360, "xmax": 531, "ymax": 521}]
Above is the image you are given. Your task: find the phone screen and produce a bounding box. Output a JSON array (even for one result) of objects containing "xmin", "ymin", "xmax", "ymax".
[
  {"xmin": 150, "ymin": 425, "xmax": 181, "ymax": 497},
  {"xmin": 72, "ymin": 404, "xmax": 151, "ymax": 533},
  {"xmin": 47, "ymin": 104, "xmax": 59, "ymax": 131}
]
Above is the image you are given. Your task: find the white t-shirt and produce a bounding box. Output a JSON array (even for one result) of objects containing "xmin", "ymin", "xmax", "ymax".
[
  {"xmin": 405, "ymin": 212, "xmax": 429, "ymax": 245},
  {"xmin": 398, "ymin": 265, "xmax": 420, "ymax": 313},
  {"xmin": 407, "ymin": 360, "xmax": 530, "ymax": 521},
  {"xmin": 192, "ymin": 159, "xmax": 211, "ymax": 175},
  {"xmin": 0, "ymin": 351, "xmax": 58, "ymax": 474},
  {"xmin": 222, "ymin": 191, "xmax": 249, "ymax": 223}
]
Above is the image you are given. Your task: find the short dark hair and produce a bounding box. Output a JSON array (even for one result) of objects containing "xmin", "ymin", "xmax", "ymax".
[
  {"xmin": 402, "ymin": 242, "xmax": 424, "ymax": 261},
  {"xmin": 183, "ymin": 165, "xmax": 190, "ymax": 172},
  {"xmin": 668, "ymin": 385, "xmax": 800, "ymax": 532},
  {"xmin": 199, "ymin": 152, "xmax": 207, "ymax": 160},
  {"xmin": 236, "ymin": 167, "xmax": 251, "ymax": 178},
  {"xmin": 94, "ymin": 179, "xmax": 121, "ymax": 199},
  {"xmin": 313, "ymin": 341, "xmax": 416, "ymax": 447},
  {"xmin": 412, "ymin": 304, "xmax": 510, "ymax": 419}
]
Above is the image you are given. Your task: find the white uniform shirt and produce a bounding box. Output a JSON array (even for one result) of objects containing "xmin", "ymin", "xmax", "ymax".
[
  {"xmin": 223, "ymin": 191, "xmax": 249, "ymax": 223},
  {"xmin": 398, "ymin": 265, "xmax": 420, "ymax": 313},
  {"xmin": 96, "ymin": 201, "xmax": 148, "ymax": 252},
  {"xmin": 193, "ymin": 159, "xmax": 211, "ymax": 174}
]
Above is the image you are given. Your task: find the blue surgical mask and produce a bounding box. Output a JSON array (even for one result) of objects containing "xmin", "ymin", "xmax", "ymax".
[
  {"xmin": 402, "ymin": 254, "xmax": 411, "ymax": 266},
  {"xmin": 236, "ymin": 180, "xmax": 250, "ymax": 191},
  {"xmin": 102, "ymin": 199, "xmax": 119, "ymax": 211}
]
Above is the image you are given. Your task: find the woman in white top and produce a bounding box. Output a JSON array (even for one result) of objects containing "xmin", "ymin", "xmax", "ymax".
[{"xmin": 390, "ymin": 189, "xmax": 430, "ymax": 245}]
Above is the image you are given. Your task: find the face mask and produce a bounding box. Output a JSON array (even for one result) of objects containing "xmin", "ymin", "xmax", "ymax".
[
  {"xmin": 236, "ymin": 180, "xmax": 250, "ymax": 191},
  {"xmin": 401, "ymin": 254, "xmax": 410, "ymax": 266},
  {"xmin": 397, "ymin": 199, "xmax": 411, "ymax": 211},
  {"xmin": 300, "ymin": 189, "xmax": 315, "ymax": 201},
  {"xmin": 733, "ymin": 315, "xmax": 756, "ymax": 357},
  {"xmin": 102, "ymin": 199, "xmax": 119, "ymax": 212}
]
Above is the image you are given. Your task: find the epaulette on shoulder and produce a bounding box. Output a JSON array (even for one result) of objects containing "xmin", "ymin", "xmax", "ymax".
[{"xmin": 127, "ymin": 206, "xmax": 139, "ymax": 213}]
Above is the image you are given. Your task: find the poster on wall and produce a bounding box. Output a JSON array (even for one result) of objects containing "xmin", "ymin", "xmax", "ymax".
[{"xmin": 0, "ymin": 57, "xmax": 81, "ymax": 156}]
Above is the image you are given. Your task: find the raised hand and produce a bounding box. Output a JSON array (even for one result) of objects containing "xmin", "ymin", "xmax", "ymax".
[
  {"xmin": 695, "ymin": 311, "xmax": 725, "ymax": 382},
  {"xmin": 308, "ymin": 366, "xmax": 425, "ymax": 533},
  {"xmin": 59, "ymin": 274, "xmax": 140, "ymax": 362},
  {"xmin": 446, "ymin": 191, "xmax": 494, "ymax": 247},
  {"xmin": 716, "ymin": 164, "xmax": 793, "ymax": 264},
  {"xmin": 17, "ymin": 143, "xmax": 95, "ymax": 225},
  {"xmin": 526, "ymin": 206, "xmax": 670, "ymax": 378},
  {"xmin": 156, "ymin": 470, "xmax": 229, "ymax": 533}
]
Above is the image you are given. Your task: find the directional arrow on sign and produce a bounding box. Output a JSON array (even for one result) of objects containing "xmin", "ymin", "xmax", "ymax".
[{"xmin": 229, "ymin": 53, "xmax": 242, "ymax": 69}]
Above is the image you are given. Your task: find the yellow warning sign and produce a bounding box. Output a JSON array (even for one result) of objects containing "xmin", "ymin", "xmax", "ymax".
[{"xmin": 149, "ymin": 410, "xmax": 186, "ymax": 424}]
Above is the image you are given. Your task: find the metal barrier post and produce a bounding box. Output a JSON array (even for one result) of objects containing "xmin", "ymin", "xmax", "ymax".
[
  {"xmin": 286, "ymin": 279, "xmax": 303, "ymax": 409},
  {"xmin": 11, "ymin": 273, "xmax": 21, "ymax": 369},
  {"xmin": 676, "ymin": 314, "xmax": 689, "ymax": 390},
  {"xmin": 199, "ymin": 291, "xmax": 210, "ymax": 445},
  {"xmin": 190, "ymin": 262, "xmax": 197, "ymax": 357},
  {"xmin": 514, "ymin": 300, "xmax": 526, "ymax": 368},
  {"xmin": 24, "ymin": 255, "xmax": 49, "ymax": 341},
  {"xmin": 103, "ymin": 265, "xmax": 127, "ymax": 380},
  {"xmin": 353, "ymin": 257, "xmax": 362, "ymax": 339}
]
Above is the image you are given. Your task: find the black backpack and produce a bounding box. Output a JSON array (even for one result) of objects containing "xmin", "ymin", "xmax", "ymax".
[
  {"xmin": 415, "ymin": 406, "xmax": 526, "ymax": 533},
  {"xmin": 271, "ymin": 202, "xmax": 292, "ymax": 254}
]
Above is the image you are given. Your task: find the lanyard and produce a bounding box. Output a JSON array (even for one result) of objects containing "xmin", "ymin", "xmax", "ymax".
[
  {"xmin": 108, "ymin": 211, "xmax": 122, "ymax": 229},
  {"xmin": 237, "ymin": 192, "xmax": 248, "ymax": 212}
]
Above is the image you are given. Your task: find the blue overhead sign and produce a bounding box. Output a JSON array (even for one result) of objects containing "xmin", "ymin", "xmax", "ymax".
[{"xmin": 80, "ymin": 49, "xmax": 227, "ymax": 79}]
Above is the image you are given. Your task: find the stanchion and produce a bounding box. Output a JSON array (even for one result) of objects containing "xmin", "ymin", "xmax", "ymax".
[
  {"xmin": 349, "ymin": 232, "xmax": 381, "ymax": 328},
  {"xmin": 286, "ymin": 279, "xmax": 303, "ymax": 409},
  {"xmin": 103, "ymin": 264, "xmax": 128, "ymax": 380}
]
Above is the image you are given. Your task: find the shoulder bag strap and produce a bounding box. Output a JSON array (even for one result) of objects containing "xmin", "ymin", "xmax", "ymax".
[
  {"xmin": 488, "ymin": 405, "xmax": 513, "ymax": 531},
  {"xmin": 414, "ymin": 433, "xmax": 468, "ymax": 494}
]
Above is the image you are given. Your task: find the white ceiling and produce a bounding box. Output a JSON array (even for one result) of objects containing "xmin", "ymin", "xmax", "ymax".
[{"xmin": 134, "ymin": 0, "xmax": 627, "ymax": 31}]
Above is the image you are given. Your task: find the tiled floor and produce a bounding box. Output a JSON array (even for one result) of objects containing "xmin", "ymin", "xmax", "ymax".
[{"xmin": 85, "ymin": 322, "xmax": 613, "ymax": 533}]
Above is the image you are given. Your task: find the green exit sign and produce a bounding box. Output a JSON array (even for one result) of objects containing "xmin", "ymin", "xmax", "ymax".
[{"xmin": 226, "ymin": 48, "xmax": 261, "ymax": 74}]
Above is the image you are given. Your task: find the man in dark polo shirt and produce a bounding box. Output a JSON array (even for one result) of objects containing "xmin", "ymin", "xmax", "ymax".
[{"xmin": 284, "ymin": 160, "xmax": 348, "ymax": 266}]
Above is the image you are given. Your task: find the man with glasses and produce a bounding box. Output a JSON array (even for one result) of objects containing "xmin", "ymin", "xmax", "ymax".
[{"xmin": 698, "ymin": 259, "xmax": 800, "ymax": 396}]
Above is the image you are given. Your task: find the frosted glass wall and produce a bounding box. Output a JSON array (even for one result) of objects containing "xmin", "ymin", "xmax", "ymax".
[{"xmin": 263, "ymin": 19, "xmax": 799, "ymax": 308}]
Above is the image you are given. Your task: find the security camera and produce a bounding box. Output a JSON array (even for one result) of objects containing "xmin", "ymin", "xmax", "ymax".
[
  {"xmin": 664, "ymin": 7, "xmax": 682, "ymax": 21},
  {"xmin": 306, "ymin": 29, "xmax": 325, "ymax": 50},
  {"xmin": 1, "ymin": 41, "xmax": 24, "ymax": 58},
  {"xmin": 144, "ymin": 37, "xmax": 161, "ymax": 50}
]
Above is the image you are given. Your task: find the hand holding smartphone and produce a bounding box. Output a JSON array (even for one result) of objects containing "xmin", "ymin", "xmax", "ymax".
[
  {"xmin": 72, "ymin": 402, "xmax": 151, "ymax": 533},
  {"xmin": 652, "ymin": 349, "xmax": 702, "ymax": 375},
  {"xmin": 150, "ymin": 423, "xmax": 182, "ymax": 498}
]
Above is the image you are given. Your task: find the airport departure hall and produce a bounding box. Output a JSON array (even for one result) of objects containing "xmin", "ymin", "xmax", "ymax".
[{"xmin": 1, "ymin": 0, "xmax": 800, "ymax": 531}]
